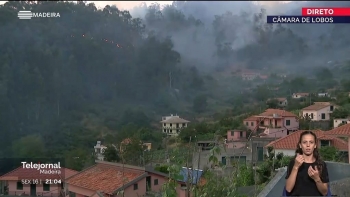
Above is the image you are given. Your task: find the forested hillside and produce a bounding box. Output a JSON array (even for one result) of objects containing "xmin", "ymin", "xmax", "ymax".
[{"xmin": 0, "ymin": 1, "xmax": 350, "ymax": 169}]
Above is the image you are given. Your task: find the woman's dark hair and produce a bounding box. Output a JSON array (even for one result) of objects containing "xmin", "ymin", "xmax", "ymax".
[{"xmin": 295, "ymin": 131, "xmax": 324, "ymax": 175}]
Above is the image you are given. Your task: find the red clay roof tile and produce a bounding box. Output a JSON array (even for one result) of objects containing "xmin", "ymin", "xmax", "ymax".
[
  {"xmin": 259, "ymin": 109, "xmax": 297, "ymax": 117},
  {"xmin": 265, "ymin": 130, "xmax": 348, "ymax": 151},
  {"xmin": 66, "ymin": 163, "xmax": 146, "ymax": 194},
  {"xmin": 244, "ymin": 109, "xmax": 296, "ymax": 121},
  {"xmin": 244, "ymin": 116, "xmax": 260, "ymax": 121},
  {"xmin": 328, "ymin": 123, "xmax": 350, "ymax": 136}
]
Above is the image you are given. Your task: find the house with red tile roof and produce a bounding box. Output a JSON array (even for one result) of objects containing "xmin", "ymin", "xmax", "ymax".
[
  {"xmin": 225, "ymin": 130, "xmax": 248, "ymax": 149},
  {"xmin": 66, "ymin": 161, "xmax": 149, "ymax": 197},
  {"xmin": 328, "ymin": 123, "xmax": 350, "ymax": 163},
  {"xmin": 243, "ymin": 109, "xmax": 299, "ymax": 138},
  {"xmin": 145, "ymin": 166, "xmax": 206, "ymax": 197},
  {"xmin": 265, "ymin": 130, "xmax": 348, "ymax": 157},
  {"xmin": 0, "ymin": 164, "xmax": 78, "ymax": 197},
  {"xmin": 301, "ymin": 102, "xmax": 337, "ymax": 121},
  {"xmin": 65, "ymin": 161, "xmax": 205, "ymax": 197}
]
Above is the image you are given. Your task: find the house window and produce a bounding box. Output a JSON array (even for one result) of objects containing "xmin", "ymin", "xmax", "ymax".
[
  {"xmin": 170, "ymin": 123, "xmax": 172, "ymax": 127},
  {"xmin": 69, "ymin": 192, "xmax": 76, "ymax": 197},
  {"xmin": 133, "ymin": 183, "xmax": 138, "ymax": 190},
  {"xmin": 245, "ymin": 122, "xmax": 248, "ymax": 126},
  {"xmin": 251, "ymin": 122, "xmax": 254, "ymax": 126},
  {"xmin": 320, "ymin": 140, "xmax": 330, "ymax": 147},
  {"xmin": 16, "ymin": 181, "xmax": 23, "ymax": 190},
  {"xmin": 163, "ymin": 123, "xmax": 166, "ymax": 126},
  {"xmin": 305, "ymin": 113, "xmax": 308, "ymax": 118},
  {"xmin": 43, "ymin": 183, "xmax": 50, "ymax": 191},
  {"xmin": 330, "ymin": 106, "xmax": 334, "ymax": 111},
  {"xmin": 321, "ymin": 113, "xmax": 326, "ymax": 120},
  {"xmin": 240, "ymin": 131, "xmax": 243, "ymax": 137},
  {"xmin": 176, "ymin": 123, "xmax": 179, "ymax": 128},
  {"xmin": 311, "ymin": 113, "xmax": 314, "ymax": 119},
  {"xmin": 163, "ymin": 129, "xmax": 166, "ymax": 132},
  {"xmin": 286, "ymin": 120, "xmax": 290, "ymax": 126},
  {"xmin": 182, "ymin": 123, "xmax": 186, "ymax": 127},
  {"xmin": 154, "ymin": 179, "xmax": 158, "ymax": 185}
]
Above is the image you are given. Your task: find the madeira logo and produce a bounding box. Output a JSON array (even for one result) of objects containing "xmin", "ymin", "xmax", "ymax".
[{"xmin": 18, "ymin": 11, "xmax": 61, "ymax": 20}]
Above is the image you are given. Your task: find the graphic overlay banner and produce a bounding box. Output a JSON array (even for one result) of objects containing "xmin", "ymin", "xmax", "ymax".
[
  {"xmin": 0, "ymin": 158, "xmax": 66, "ymax": 192},
  {"xmin": 301, "ymin": 8, "xmax": 350, "ymax": 16},
  {"xmin": 17, "ymin": 10, "xmax": 61, "ymax": 19},
  {"xmin": 266, "ymin": 16, "xmax": 350, "ymax": 23},
  {"xmin": 267, "ymin": 7, "xmax": 350, "ymax": 24}
]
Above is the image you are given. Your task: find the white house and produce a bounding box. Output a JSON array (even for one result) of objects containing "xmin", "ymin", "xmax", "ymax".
[
  {"xmin": 94, "ymin": 141, "xmax": 107, "ymax": 161},
  {"xmin": 317, "ymin": 93, "xmax": 329, "ymax": 97},
  {"xmin": 274, "ymin": 98, "xmax": 288, "ymax": 107},
  {"xmin": 161, "ymin": 114, "xmax": 190, "ymax": 136},
  {"xmin": 292, "ymin": 93, "xmax": 309, "ymax": 99},
  {"xmin": 301, "ymin": 102, "xmax": 337, "ymax": 121},
  {"xmin": 334, "ymin": 118, "xmax": 350, "ymax": 128}
]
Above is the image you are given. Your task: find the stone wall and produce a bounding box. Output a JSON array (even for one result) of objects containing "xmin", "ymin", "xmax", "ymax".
[
  {"xmin": 258, "ymin": 161, "xmax": 350, "ymax": 197},
  {"xmin": 330, "ymin": 178, "xmax": 350, "ymax": 197}
]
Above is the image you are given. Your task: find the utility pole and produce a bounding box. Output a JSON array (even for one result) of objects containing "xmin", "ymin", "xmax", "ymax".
[
  {"xmin": 272, "ymin": 133, "xmax": 276, "ymax": 170},
  {"xmin": 186, "ymin": 136, "xmax": 192, "ymax": 197},
  {"xmin": 195, "ymin": 136, "xmax": 200, "ymax": 197},
  {"xmin": 169, "ymin": 71, "xmax": 172, "ymax": 89}
]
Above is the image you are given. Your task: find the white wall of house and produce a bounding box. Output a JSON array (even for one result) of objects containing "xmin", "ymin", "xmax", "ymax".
[
  {"xmin": 334, "ymin": 118, "xmax": 350, "ymax": 128},
  {"xmin": 272, "ymin": 149, "xmax": 295, "ymax": 157},
  {"xmin": 302, "ymin": 106, "xmax": 334, "ymax": 121},
  {"xmin": 292, "ymin": 94, "xmax": 308, "ymax": 99},
  {"xmin": 162, "ymin": 122, "xmax": 188, "ymax": 136},
  {"xmin": 278, "ymin": 100, "xmax": 288, "ymax": 107}
]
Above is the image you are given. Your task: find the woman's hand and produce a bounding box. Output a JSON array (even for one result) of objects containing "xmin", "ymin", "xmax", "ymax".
[
  {"xmin": 294, "ymin": 153, "xmax": 304, "ymax": 168},
  {"xmin": 308, "ymin": 166, "xmax": 321, "ymax": 181}
]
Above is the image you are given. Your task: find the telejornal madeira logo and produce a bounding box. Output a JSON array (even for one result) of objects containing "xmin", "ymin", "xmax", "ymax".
[{"xmin": 18, "ymin": 11, "xmax": 60, "ymax": 20}]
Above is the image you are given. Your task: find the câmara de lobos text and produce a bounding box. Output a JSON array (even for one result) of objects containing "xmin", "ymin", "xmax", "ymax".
[{"xmin": 272, "ymin": 16, "xmax": 334, "ymax": 23}]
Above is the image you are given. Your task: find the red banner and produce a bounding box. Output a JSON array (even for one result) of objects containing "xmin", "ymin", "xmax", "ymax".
[{"xmin": 302, "ymin": 8, "xmax": 350, "ymax": 16}]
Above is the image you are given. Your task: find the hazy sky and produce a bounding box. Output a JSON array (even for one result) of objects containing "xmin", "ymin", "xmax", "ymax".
[
  {"xmin": 0, "ymin": 1, "xmax": 172, "ymax": 10},
  {"xmin": 90, "ymin": 1, "xmax": 172, "ymax": 10},
  {"xmin": 0, "ymin": 1, "xmax": 292, "ymax": 10}
]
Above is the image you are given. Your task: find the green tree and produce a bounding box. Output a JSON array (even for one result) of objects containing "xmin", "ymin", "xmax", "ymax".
[
  {"xmin": 121, "ymin": 136, "xmax": 145, "ymax": 165},
  {"xmin": 266, "ymin": 99, "xmax": 279, "ymax": 109},
  {"xmin": 319, "ymin": 146, "xmax": 342, "ymax": 161},
  {"xmin": 332, "ymin": 104, "xmax": 350, "ymax": 118},
  {"xmin": 12, "ymin": 135, "xmax": 46, "ymax": 158},
  {"xmin": 64, "ymin": 148, "xmax": 94, "ymax": 171},
  {"xmin": 103, "ymin": 145, "xmax": 120, "ymax": 162}
]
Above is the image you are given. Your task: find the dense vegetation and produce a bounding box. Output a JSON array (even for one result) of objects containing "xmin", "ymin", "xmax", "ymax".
[{"xmin": 1, "ymin": 2, "xmax": 350, "ymax": 190}]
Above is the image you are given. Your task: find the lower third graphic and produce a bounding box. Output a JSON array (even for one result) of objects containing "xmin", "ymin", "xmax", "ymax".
[
  {"xmin": 18, "ymin": 11, "xmax": 32, "ymax": 19},
  {"xmin": 17, "ymin": 11, "xmax": 61, "ymax": 19}
]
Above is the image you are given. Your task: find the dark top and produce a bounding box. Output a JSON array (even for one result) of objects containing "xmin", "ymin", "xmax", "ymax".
[{"xmin": 285, "ymin": 159, "xmax": 329, "ymax": 196}]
